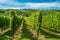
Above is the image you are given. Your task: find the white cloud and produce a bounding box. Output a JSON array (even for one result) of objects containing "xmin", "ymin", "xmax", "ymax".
[
  {"xmin": 0, "ymin": 0, "xmax": 8, "ymax": 3},
  {"xmin": 24, "ymin": 2, "xmax": 60, "ymax": 9},
  {"xmin": 0, "ymin": 0, "xmax": 19, "ymax": 5},
  {"xmin": 0, "ymin": 0, "xmax": 60, "ymax": 9},
  {"xmin": 0, "ymin": 0, "xmax": 12, "ymax": 3}
]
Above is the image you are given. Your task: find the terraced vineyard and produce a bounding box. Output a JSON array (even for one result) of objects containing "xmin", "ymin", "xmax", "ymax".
[{"xmin": 0, "ymin": 9, "xmax": 60, "ymax": 40}]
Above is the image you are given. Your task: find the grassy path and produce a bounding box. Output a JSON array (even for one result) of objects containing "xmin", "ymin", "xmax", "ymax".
[
  {"xmin": 0, "ymin": 27, "xmax": 11, "ymax": 35},
  {"xmin": 10, "ymin": 21, "xmax": 23, "ymax": 40},
  {"xmin": 26, "ymin": 25, "xmax": 46, "ymax": 40}
]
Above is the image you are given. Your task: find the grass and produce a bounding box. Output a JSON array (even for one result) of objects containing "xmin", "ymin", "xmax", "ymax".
[{"xmin": 47, "ymin": 38, "xmax": 60, "ymax": 40}]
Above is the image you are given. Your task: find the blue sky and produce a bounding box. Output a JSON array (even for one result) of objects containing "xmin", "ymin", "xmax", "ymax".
[
  {"xmin": 15, "ymin": 0, "xmax": 57, "ymax": 3},
  {"xmin": 0, "ymin": 0, "xmax": 60, "ymax": 10}
]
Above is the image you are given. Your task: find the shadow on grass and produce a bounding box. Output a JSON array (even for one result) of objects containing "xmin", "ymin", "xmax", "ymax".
[
  {"xmin": 40, "ymin": 28, "xmax": 60, "ymax": 39},
  {"xmin": 0, "ymin": 18, "xmax": 23, "ymax": 40}
]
